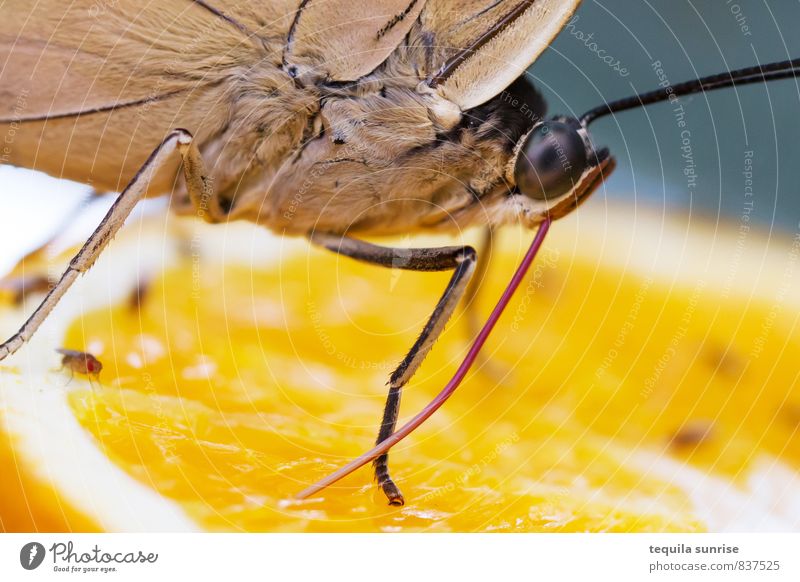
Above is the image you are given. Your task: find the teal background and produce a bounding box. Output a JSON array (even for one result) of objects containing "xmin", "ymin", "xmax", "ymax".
[{"xmin": 535, "ymin": 0, "xmax": 800, "ymax": 231}]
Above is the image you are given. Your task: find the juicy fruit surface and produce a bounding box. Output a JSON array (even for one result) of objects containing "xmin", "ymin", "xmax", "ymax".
[{"xmin": 3, "ymin": 209, "xmax": 800, "ymax": 531}]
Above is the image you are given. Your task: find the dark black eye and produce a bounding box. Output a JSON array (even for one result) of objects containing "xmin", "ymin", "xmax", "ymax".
[{"xmin": 514, "ymin": 120, "xmax": 588, "ymax": 201}]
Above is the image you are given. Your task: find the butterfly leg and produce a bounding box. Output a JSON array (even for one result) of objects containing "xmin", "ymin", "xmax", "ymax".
[
  {"xmin": 309, "ymin": 233, "xmax": 477, "ymax": 505},
  {"xmin": 0, "ymin": 129, "xmax": 213, "ymax": 362},
  {"xmin": 461, "ymin": 226, "xmax": 508, "ymax": 384},
  {"xmin": 463, "ymin": 227, "xmax": 493, "ymax": 334}
]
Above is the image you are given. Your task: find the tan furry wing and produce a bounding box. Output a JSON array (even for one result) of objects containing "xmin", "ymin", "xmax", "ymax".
[
  {"xmin": 283, "ymin": 0, "xmax": 426, "ymax": 82},
  {"xmin": 0, "ymin": 0, "xmax": 274, "ymax": 193},
  {"xmin": 413, "ymin": 0, "xmax": 581, "ymax": 110}
]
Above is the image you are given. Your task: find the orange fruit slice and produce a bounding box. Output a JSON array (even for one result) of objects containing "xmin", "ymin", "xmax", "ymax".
[{"xmin": 1, "ymin": 204, "xmax": 798, "ymax": 532}]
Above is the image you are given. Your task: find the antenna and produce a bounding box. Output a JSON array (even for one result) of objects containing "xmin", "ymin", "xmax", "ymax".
[{"xmin": 581, "ymin": 58, "xmax": 800, "ymax": 126}]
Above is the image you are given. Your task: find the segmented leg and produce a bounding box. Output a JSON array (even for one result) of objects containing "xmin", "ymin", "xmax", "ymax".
[
  {"xmin": 461, "ymin": 226, "xmax": 506, "ymax": 382},
  {"xmin": 0, "ymin": 129, "xmax": 213, "ymax": 361},
  {"xmin": 310, "ymin": 233, "xmax": 477, "ymax": 505},
  {"xmin": 463, "ymin": 226, "xmax": 493, "ymax": 329}
]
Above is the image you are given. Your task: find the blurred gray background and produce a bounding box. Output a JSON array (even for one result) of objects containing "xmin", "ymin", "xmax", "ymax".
[{"xmin": 534, "ymin": 0, "xmax": 800, "ymax": 231}]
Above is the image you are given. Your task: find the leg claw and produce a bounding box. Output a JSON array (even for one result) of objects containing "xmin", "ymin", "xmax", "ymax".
[{"xmin": 381, "ymin": 481, "xmax": 405, "ymax": 506}]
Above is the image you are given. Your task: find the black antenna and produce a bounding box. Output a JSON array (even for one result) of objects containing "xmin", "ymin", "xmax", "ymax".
[{"xmin": 581, "ymin": 58, "xmax": 800, "ymax": 126}]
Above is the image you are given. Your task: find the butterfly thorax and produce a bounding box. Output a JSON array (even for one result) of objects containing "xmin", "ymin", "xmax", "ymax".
[{"xmin": 197, "ymin": 53, "xmax": 548, "ymax": 236}]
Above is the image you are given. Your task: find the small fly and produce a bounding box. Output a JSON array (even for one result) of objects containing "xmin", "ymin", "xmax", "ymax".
[{"xmin": 56, "ymin": 348, "xmax": 103, "ymax": 384}]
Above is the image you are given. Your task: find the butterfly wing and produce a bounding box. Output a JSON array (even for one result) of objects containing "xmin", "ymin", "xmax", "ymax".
[
  {"xmin": 282, "ymin": 0, "xmax": 426, "ymax": 82},
  {"xmin": 0, "ymin": 0, "xmax": 268, "ymax": 192},
  {"xmin": 0, "ymin": 1, "xmax": 581, "ymax": 196},
  {"xmin": 412, "ymin": 0, "xmax": 581, "ymax": 110}
]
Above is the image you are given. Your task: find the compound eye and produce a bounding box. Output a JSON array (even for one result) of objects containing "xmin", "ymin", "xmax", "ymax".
[{"xmin": 514, "ymin": 121, "xmax": 589, "ymax": 201}]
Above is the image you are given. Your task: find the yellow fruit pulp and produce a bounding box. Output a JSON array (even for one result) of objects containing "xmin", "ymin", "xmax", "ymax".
[{"xmin": 2, "ymin": 207, "xmax": 799, "ymax": 531}]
